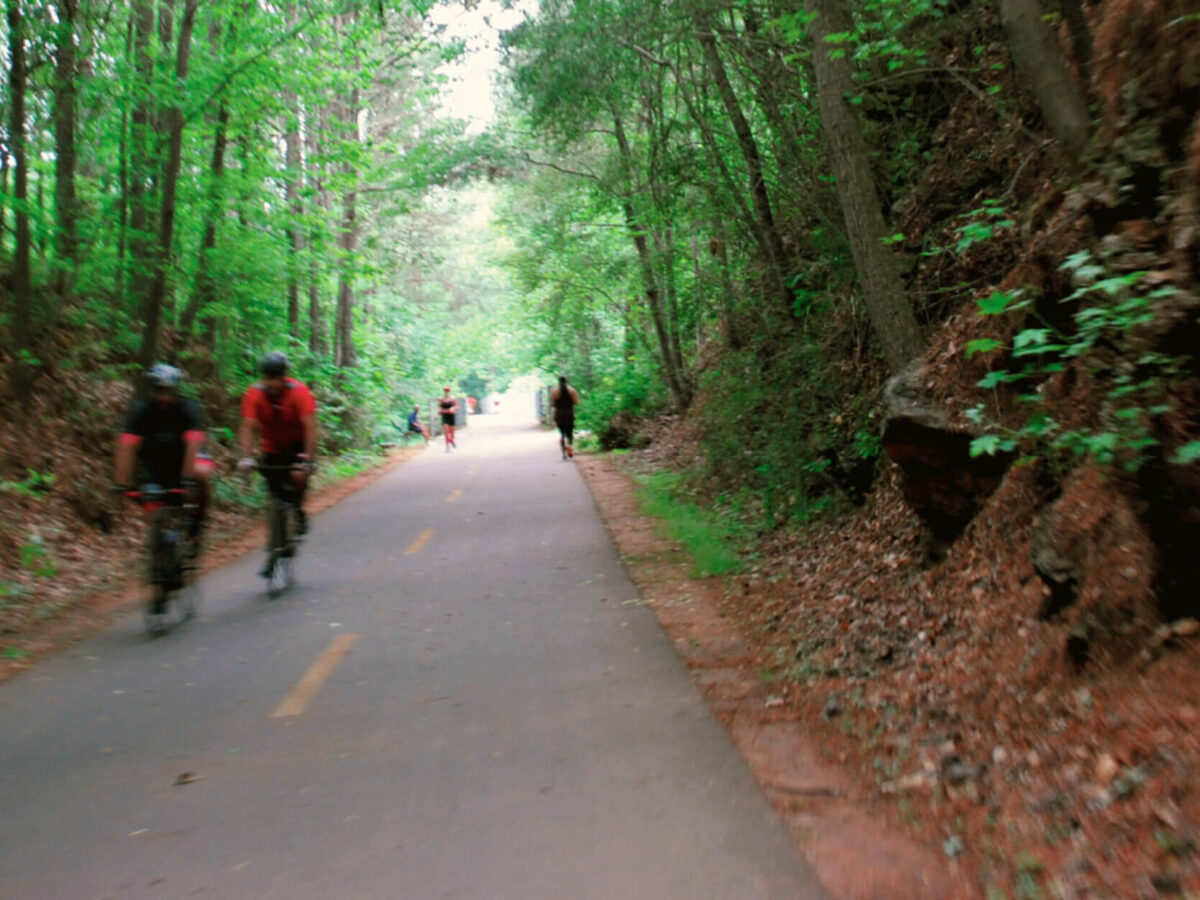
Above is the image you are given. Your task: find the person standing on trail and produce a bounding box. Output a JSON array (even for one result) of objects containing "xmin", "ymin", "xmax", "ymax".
[
  {"xmin": 439, "ymin": 387, "xmax": 459, "ymax": 452},
  {"xmin": 550, "ymin": 375, "xmax": 579, "ymax": 460}
]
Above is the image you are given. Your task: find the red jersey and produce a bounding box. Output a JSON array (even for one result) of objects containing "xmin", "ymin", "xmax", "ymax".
[{"xmin": 241, "ymin": 378, "xmax": 317, "ymax": 454}]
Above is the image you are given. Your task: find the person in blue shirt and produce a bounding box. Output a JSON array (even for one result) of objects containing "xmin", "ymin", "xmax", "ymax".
[{"xmin": 406, "ymin": 404, "xmax": 430, "ymax": 446}]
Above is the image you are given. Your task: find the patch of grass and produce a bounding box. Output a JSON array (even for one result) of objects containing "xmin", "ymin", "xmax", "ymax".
[
  {"xmin": 313, "ymin": 448, "xmax": 383, "ymax": 484},
  {"xmin": 632, "ymin": 471, "xmax": 745, "ymax": 577}
]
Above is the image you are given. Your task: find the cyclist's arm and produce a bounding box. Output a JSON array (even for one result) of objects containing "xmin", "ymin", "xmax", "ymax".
[
  {"xmin": 239, "ymin": 416, "xmax": 260, "ymax": 459},
  {"xmin": 301, "ymin": 413, "xmax": 317, "ymax": 460},
  {"xmin": 182, "ymin": 401, "xmax": 205, "ymax": 479},
  {"xmin": 115, "ymin": 433, "xmax": 141, "ymax": 486}
]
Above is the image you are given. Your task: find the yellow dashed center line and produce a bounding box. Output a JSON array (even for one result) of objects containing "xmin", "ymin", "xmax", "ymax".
[
  {"xmin": 446, "ymin": 488, "xmax": 463, "ymax": 503},
  {"xmin": 271, "ymin": 634, "xmax": 360, "ymax": 718},
  {"xmin": 405, "ymin": 528, "xmax": 434, "ymax": 556}
]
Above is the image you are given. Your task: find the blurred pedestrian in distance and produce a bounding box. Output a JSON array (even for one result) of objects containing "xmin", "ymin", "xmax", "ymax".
[
  {"xmin": 550, "ymin": 375, "xmax": 579, "ymax": 460},
  {"xmin": 405, "ymin": 404, "xmax": 430, "ymax": 446},
  {"xmin": 439, "ymin": 387, "xmax": 459, "ymax": 452}
]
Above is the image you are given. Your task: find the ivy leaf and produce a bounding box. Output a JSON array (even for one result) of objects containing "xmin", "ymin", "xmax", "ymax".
[
  {"xmin": 970, "ymin": 435, "xmax": 1015, "ymax": 457},
  {"xmin": 1170, "ymin": 441, "xmax": 1200, "ymax": 465},
  {"xmin": 965, "ymin": 338, "xmax": 1003, "ymax": 357},
  {"xmin": 970, "ymin": 435, "xmax": 1002, "ymax": 457},
  {"xmin": 977, "ymin": 370, "xmax": 1013, "ymax": 389},
  {"xmin": 976, "ymin": 291, "xmax": 1015, "ymax": 315}
]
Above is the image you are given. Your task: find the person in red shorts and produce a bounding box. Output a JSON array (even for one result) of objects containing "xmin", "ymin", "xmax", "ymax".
[{"xmin": 237, "ymin": 352, "xmax": 318, "ymax": 556}]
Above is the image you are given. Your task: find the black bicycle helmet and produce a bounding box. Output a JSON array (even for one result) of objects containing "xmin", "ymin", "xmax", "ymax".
[
  {"xmin": 259, "ymin": 351, "xmax": 289, "ymax": 377},
  {"xmin": 147, "ymin": 363, "xmax": 183, "ymax": 389}
]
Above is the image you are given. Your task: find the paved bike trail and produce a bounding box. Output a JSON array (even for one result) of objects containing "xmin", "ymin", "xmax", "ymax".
[{"xmin": 0, "ymin": 416, "xmax": 824, "ymax": 899}]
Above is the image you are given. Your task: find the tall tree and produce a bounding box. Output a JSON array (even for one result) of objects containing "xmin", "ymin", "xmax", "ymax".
[
  {"xmin": 6, "ymin": 0, "xmax": 33, "ymax": 401},
  {"xmin": 692, "ymin": 8, "xmax": 794, "ymax": 321},
  {"xmin": 140, "ymin": 0, "xmax": 199, "ymax": 367},
  {"xmin": 53, "ymin": 0, "xmax": 80, "ymax": 297},
  {"xmin": 805, "ymin": 0, "xmax": 925, "ymax": 373},
  {"xmin": 997, "ymin": 0, "xmax": 1090, "ymax": 163},
  {"xmin": 334, "ymin": 85, "xmax": 361, "ymax": 369}
]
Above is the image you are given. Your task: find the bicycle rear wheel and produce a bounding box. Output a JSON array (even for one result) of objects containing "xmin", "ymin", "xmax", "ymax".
[
  {"xmin": 143, "ymin": 512, "xmax": 173, "ymax": 635},
  {"xmin": 265, "ymin": 495, "xmax": 295, "ymax": 598}
]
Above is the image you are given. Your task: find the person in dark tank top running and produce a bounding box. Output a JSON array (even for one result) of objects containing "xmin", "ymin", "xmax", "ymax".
[
  {"xmin": 439, "ymin": 386, "xmax": 459, "ymax": 452},
  {"xmin": 550, "ymin": 375, "xmax": 579, "ymax": 460}
]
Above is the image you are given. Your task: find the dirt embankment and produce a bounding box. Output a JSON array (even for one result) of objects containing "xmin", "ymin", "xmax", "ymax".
[
  {"xmin": 577, "ymin": 454, "xmax": 974, "ymax": 899},
  {"xmin": 581, "ymin": 439, "xmax": 1200, "ymax": 898}
]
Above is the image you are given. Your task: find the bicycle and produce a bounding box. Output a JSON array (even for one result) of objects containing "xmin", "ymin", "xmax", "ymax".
[
  {"xmin": 253, "ymin": 464, "xmax": 306, "ymax": 598},
  {"xmin": 116, "ymin": 484, "xmax": 200, "ymax": 635}
]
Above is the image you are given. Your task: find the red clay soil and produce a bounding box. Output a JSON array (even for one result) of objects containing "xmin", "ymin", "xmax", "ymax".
[
  {"xmin": 577, "ymin": 455, "xmax": 974, "ymax": 899},
  {"xmin": 0, "ymin": 447, "xmax": 420, "ymax": 684},
  {"xmin": 581, "ymin": 445, "xmax": 1200, "ymax": 898}
]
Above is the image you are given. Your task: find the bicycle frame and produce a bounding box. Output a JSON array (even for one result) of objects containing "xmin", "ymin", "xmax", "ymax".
[{"xmin": 120, "ymin": 485, "xmax": 198, "ymax": 633}]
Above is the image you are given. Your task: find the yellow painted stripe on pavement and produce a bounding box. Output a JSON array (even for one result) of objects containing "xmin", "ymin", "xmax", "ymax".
[
  {"xmin": 271, "ymin": 634, "xmax": 360, "ymax": 718},
  {"xmin": 446, "ymin": 488, "xmax": 463, "ymax": 503},
  {"xmin": 468, "ymin": 466, "xmax": 477, "ymax": 477},
  {"xmin": 405, "ymin": 528, "xmax": 434, "ymax": 556}
]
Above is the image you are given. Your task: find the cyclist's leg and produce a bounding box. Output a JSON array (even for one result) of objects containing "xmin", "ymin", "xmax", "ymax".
[{"xmin": 186, "ymin": 455, "xmax": 214, "ymax": 549}]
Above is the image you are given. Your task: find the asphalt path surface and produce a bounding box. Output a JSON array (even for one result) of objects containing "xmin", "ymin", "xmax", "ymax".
[{"xmin": 0, "ymin": 415, "xmax": 824, "ymax": 899}]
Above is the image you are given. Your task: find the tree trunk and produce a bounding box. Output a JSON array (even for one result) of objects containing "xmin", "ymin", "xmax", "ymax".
[
  {"xmin": 0, "ymin": 153, "xmax": 8, "ymax": 253},
  {"xmin": 611, "ymin": 108, "xmax": 691, "ymax": 411},
  {"xmin": 1059, "ymin": 0, "xmax": 1092, "ymax": 86},
  {"xmin": 128, "ymin": 0, "xmax": 156, "ymax": 321},
  {"xmin": 6, "ymin": 0, "xmax": 33, "ymax": 402},
  {"xmin": 115, "ymin": 12, "xmax": 134, "ymax": 309},
  {"xmin": 284, "ymin": 0, "xmax": 303, "ymax": 340},
  {"xmin": 285, "ymin": 107, "xmax": 303, "ymax": 339},
  {"xmin": 53, "ymin": 0, "xmax": 80, "ymax": 302},
  {"xmin": 806, "ymin": 0, "xmax": 925, "ymax": 373},
  {"xmin": 997, "ymin": 0, "xmax": 1090, "ymax": 163},
  {"xmin": 140, "ymin": 0, "xmax": 197, "ymax": 367},
  {"xmin": 307, "ymin": 103, "xmax": 328, "ymax": 357},
  {"xmin": 334, "ymin": 90, "xmax": 359, "ymax": 368},
  {"xmin": 181, "ymin": 102, "xmax": 229, "ymax": 340},
  {"xmin": 693, "ymin": 12, "xmax": 794, "ymax": 320}
]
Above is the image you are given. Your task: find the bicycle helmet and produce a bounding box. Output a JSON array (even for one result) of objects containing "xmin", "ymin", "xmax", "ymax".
[
  {"xmin": 259, "ymin": 351, "xmax": 289, "ymax": 377},
  {"xmin": 147, "ymin": 363, "xmax": 183, "ymax": 389}
]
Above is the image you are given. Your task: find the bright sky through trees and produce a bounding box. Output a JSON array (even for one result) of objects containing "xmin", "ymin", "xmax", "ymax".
[{"xmin": 430, "ymin": 0, "xmax": 531, "ymax": 133}]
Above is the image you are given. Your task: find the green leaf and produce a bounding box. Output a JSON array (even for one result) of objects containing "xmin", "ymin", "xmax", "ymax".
[
  {"xmin": 976, "ymin": 291, "xmax": 1016, "ymax": 315},
  {"xmin": 976, "ymin": 371, "xmax": 1013, "ymax": 389},
  {"xmin": 970, "ymin": 435, "xmax": 1008, "ymax": 457},
  {"xmin": 965, "ymin": 338, "xmax": 1003, "ymax": 357},
  {"xmin": 1170, "ymin": 441, "xmax": 1200, "ymax": 465}
]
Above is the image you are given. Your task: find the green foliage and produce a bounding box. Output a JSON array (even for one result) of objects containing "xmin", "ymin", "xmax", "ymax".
[
  {"xmin": 19, "ymin": 534, "xmax": 59, "ymax": 578},
  {"xmin": 955, "ymin": 199, "xmax": 1015, "ymax": 252},
  {"xmin": 633, "ymin": 472, "xmax": 745, "ymax": 577},
  {"xmin": 0, "ymin": 470, "xmax": 57, "ymax": 497},
  {"xmin": 967, "ymin": 254, "xmax": 1186, "ymax": 472},
  {"xmin": 697, "ymin": 340, "xmax": 860, "ymax": 529}
]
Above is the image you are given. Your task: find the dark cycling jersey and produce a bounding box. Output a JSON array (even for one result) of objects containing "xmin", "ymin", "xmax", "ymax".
[{"xmin": 120, "ymin": 398, "xmax": 205, "ymax": 487}]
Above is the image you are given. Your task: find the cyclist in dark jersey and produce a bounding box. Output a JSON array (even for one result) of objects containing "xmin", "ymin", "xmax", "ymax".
[
  {"xmin": 550, "ymin": 375, "xmax": 579, "ymax": 460},
  {"xmin": 439, "ymin": 387, "xmax": 459, "ymax": 452},
  {"xmin": 114, "ymin": 364, "xmax": 213, "ymax": 545}
]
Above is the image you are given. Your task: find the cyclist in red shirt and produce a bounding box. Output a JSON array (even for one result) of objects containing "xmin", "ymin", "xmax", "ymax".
[{"xmin": 237, "ymin": 352, "xmax": 318, "ymax": 544}]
